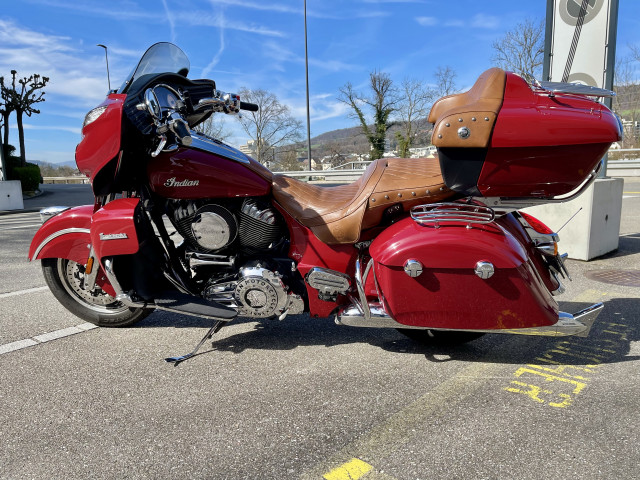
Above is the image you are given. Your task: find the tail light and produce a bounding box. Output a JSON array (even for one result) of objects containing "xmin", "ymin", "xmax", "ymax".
[
  {"xmin": 516, "ymin": 211, "xmax": 559, "ymax": 257},
  {"xmin": 518, "ymin": 211, "xmax": 554, "ymax": 235}
]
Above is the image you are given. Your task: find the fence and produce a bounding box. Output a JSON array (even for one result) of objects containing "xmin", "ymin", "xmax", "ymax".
[{"xmin": 40, "ymin": 150, "xmax": 640, "ymax": 185}]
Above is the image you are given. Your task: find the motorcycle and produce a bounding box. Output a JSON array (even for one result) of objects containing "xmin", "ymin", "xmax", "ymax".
[{"xmin": 29, "ymin": 43, "xmax": 622, "ymax": 364}]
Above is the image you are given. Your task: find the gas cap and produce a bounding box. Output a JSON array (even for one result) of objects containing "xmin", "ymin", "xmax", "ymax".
[
  {"xmin": 474, "ymin": 261, "xmax": 494, "ymax": 279},
  {"xmin": 404, "ymin": 259, "xmax": 423, "ymax": 278}
]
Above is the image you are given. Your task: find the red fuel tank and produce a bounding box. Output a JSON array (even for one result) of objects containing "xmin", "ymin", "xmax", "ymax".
[{"xmin": 148, "ymin": 147, "xmax": 272, "ymax": 199}]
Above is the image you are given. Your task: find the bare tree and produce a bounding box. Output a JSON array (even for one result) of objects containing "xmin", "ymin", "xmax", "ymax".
[
  {"xmin": 0, "ymin": 71, "xmax": 49, "ymax": 166},
  {"xmin": 237, "ymin": 88, "xmax": 303, "ymax": 165},
  {"xmin": 433, "ymin": 66, "xmax": 458, "ymax": 97},
  {"xmin": 491, "ymin": 18, "xmax": 544, "ymax": 78},
  {"xmin": 613, "ymin": 55, "xmax": 640, "ymax": 148},
  {"xmin": 395, "ymin": 78, "xmax": 435, "ymax": 157},
  {"xmin": 195, "ymin": 114, "xmax": 232, "ymax": 142},
  {"xmin": 339, "ymin": 71, "xmax": 398, "ymax": 160},
  {"xmin": 273, "ymin": 149, "xmax": 303, "ymax": 172}
]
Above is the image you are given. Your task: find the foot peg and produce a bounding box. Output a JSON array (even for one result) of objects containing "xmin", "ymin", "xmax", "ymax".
[{"xmin": 165, "ymin": 320, "xmax": 225, "ymax": 366}]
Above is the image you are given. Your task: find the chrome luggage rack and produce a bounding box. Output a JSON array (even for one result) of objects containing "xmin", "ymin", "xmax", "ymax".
[{"xmin": 410, "ymin": 202, "xmax": 495, "ymax": 228}]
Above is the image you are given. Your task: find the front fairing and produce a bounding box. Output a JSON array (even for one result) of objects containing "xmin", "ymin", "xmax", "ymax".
[{"xmin": 76, "ymin": 94, "xmax": 126, "ymax": 183}]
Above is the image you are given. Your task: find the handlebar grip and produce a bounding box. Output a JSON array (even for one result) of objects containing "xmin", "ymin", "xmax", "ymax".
[
  {"xmin": 173, "ymin": 119, "xmax": 192, "ymax": 146},
  {"xmin": 240, "ymin": 101, "xmax": 259, "ymax": 112}
]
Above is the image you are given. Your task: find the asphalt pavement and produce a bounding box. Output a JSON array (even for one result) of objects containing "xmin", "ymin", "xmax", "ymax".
[{"xmin": 0, "ymin": 180, "xmax": 638, "ymax": 479}]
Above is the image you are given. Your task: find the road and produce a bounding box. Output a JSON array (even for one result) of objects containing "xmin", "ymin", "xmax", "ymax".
[{"xmin": 0, "ymin": 182, "xmax": 639, "ymax": 479}]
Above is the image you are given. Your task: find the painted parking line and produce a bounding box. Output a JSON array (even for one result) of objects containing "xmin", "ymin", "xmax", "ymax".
[
  {"xmin": 323, "ymin": 458, "xmax": 373, "ymax": 480},
  {"xmin": 0, "ymin": 224, "xmax": 43, "ymax": 231},
  {"xmin": 0, "ymin": 286, "xmax": 49, "ymax": 299},
  {"xmin": 0, "ymin": 322, "xmax": 98, "ymax": 355},
  {"xmin": 302, "ymin": 360, "xmax": 496, "ymax": 480}
]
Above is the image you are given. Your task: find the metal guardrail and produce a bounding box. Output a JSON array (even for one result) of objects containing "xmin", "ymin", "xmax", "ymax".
[
  {"xmin": 43, "ymin": 177, "xmax": 89, "ymax": 184},
  {"xmin": 40, "ymin": 154, "xmax": 640, "ymax": 186}
]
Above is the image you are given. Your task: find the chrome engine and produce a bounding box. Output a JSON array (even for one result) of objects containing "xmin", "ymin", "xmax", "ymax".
[
  {"xmin": 204, "ymin": 265, "xmax": 304, "ymax": 318},
  {"xmin": 168, "ymin": 198, "xmax": 283, "ymax": 253}
]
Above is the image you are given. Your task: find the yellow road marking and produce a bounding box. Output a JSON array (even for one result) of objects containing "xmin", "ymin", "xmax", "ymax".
[
  {"xmin": 302, "ymin": 360, "xmax": 495, "ymax": 479},
  {"xmin": 323, "ymin": 458, "xmax": 373, "ymax": 480}
]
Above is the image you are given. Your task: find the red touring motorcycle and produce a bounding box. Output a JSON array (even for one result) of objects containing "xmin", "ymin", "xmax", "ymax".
[{"xmin": 29, "ymin": 43, "xmax": 622, "ymax": 364}]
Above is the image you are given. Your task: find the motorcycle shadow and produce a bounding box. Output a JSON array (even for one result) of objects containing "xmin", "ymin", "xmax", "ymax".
[{"xmin": 141, "ymin": 297, "xmax": 639, "ymax": 367}]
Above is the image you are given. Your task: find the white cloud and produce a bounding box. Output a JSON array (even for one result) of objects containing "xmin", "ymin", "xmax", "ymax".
[
  {"xmin": 471, "ymin": 14, "xmax": 500, "ymax": 29},
  {"xmin": 22, "ymin": 123, "xmax": 81, "ymax": 135},
  {"xmin": 416, "ymin": 17, "xmax": 437, "ymax": 27}
]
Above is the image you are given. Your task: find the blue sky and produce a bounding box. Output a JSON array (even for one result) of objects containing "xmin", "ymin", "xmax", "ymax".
[{"xmin": 1, "ymin": 0, "xmax": 639, "ymax": 164}]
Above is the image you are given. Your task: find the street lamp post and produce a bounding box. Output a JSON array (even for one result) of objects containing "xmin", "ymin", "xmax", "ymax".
[
  {"xmin": 97, "ymin": 44, "xmax": 111, "ymax": 92},
  {"xmin": 304, "ymin": 0, "xmax": 312, "ymax": 171}
]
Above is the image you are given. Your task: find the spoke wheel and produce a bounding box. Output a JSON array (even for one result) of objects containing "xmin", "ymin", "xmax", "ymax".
[{"xmin": 42, "ymin": 258, "xmax": 152, "ymax": 327}]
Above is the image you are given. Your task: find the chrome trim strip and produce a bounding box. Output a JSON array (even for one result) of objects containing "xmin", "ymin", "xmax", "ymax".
[
  {"xmin": 354, "ymin": 258, "xmax": 373, "ymax": 321},
  {"xmin": 189, "ymin": 132, "xmax": 250, "ymax": 164},
  {"xmin": 39, "ymin": 206, "xmax": 71, "ymax": 224},
  {"xmin": 336, "ymin": 301, "xmax": 604, "ymax": 338},
  {"xmin": 33, "ymin": 228, "xmax": 90, "ymax": 259}
]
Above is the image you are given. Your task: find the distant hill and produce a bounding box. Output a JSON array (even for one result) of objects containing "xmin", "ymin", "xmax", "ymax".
[{"xmin": 29, "ymin": 159, "xmax": 77, "ymax": 169}]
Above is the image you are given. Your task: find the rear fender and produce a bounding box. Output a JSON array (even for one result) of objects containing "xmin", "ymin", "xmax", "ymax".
[{"xmin": 29, "ymin": 205, "xmax": 93, "ymax": 264}]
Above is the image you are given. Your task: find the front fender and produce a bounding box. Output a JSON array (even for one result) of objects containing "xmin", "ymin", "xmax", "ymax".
[{"xmin": 28, "ymin": 205, "xmax": 93, "ymax": 263}]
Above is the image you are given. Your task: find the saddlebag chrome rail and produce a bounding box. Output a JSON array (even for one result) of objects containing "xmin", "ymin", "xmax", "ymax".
[
  {"xmin": 336, "ymin": 298, "xmax": 604, "ymax": 338},
  {"xmin": 411, "ymin": 203, "xmax": 495, "ymax": 228}
]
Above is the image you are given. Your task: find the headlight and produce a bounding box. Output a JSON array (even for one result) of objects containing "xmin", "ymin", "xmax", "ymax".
[{"xmin": 82, "ymin": 106, "xmax": 107, "ymax": 128}]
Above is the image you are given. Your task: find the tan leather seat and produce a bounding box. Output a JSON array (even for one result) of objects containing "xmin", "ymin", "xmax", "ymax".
[
  {"xmin": 428, "ymin": 67, "xmax": 506, "ymax": 148},
  {"xmin": 273, "ymin": 157, "xmax": 454, "ymax": 244}
]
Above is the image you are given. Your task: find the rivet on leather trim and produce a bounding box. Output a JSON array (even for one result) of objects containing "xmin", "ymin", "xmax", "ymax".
[
  {"xmin": 371, "ymin": 198, "xmax": 376, "ymax": 202},
  {"xmin": 458, "ymin": 118, "xmax": 463, "ymax": 122},
  {"xmin": 438, "ymin": 134, "xmax": 442, "ymax": 138},
  {"xmin": 426, "ymin": 190, "xmax": 430, "ymax": 195},
  {"xmin": 398, "ymin": 193, "xmax": 402, "ymax": 197},
  {"xmin": 411, "ymin": 192, "xmax": 416, "ymax": 196},
  {"xmin": 485, "ymin": 117, "xmax": 490, "ymax": 121},
  {"xmin": 445, "ymin": 123, "xmax": 450, "ymax": 127},
  {"xmin": 384, "ymin": 195, "xmax": 390, "ymax": 200},
  {"xmin": 472, "ymin": 117, "xmax": 477, "ymax": 121}
]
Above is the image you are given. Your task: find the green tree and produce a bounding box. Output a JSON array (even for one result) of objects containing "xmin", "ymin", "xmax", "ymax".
[
  {"xmin": 339, "ymin": 71, "xmax": 397, "ymax": 161},
  {"xmin": 0, "ymin": 71, "xmax": 49, "ymax": 167}
]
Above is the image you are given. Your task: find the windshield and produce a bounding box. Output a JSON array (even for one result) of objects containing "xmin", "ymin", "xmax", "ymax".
[{"xmin": 118, "ymin": 42, "xmax": 190, "ymax": 94}]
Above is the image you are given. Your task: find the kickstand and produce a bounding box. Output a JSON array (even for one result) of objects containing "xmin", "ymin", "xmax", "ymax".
[{"xmin": 165, "ymin": 320, "xmax": 225, "ymax": 366}]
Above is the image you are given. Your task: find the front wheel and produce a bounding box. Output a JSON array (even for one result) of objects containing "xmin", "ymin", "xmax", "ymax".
[
  {"xmin": 42, "ymin": 258, "xmax": 152, "ymax": 327},
  {"xmin": 397, "ymin": 329, "xmax": 485, "ymax": 345}
]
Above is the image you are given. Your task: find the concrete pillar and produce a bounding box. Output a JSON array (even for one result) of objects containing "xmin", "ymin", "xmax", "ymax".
[
  {"xmin": 523, "ymin": 178, "xmax": 624, "ymax": 261},
  {"xmin": 0, "ymin": 181, "xmax": 24, "ymax": 211}
]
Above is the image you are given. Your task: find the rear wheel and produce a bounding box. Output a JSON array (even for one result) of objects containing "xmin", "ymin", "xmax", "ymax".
[
  {"xmin": 42, "ymin": 258, "xmax": 152, "ymax": 327},
  {"xmin": 397, "ymin": 329, "xmax": 485, "ymax": 345}
]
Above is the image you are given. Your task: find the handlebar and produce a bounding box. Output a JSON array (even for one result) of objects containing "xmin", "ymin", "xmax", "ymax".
[
  {"xmin": 168, "ymin": 112, "xmax": 192, "ymax": 146},
  {"xmin": 240, "ymin": 101, "xmax": 259, "ymax": 112}
]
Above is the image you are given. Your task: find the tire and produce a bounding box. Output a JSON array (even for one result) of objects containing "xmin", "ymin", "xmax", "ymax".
[
  {"xmin": 397, "ymin": 329, "xmax": 485, "ymax": 345},
  {"xmin": 42, "ymin": 258, "xmax": 152, "ymax": 327}
]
